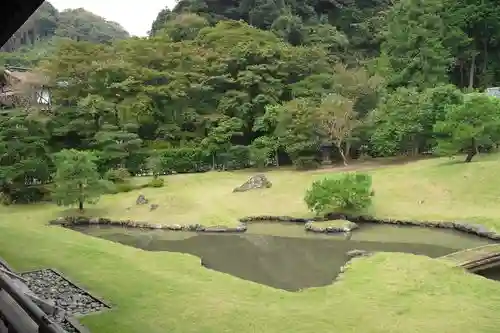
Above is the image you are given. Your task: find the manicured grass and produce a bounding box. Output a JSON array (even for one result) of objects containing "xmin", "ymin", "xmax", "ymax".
[
  {"xmin": 63, "ymin": 154, "xmax": 500, "ymax": 231},
  {"xmin": 1, "ymin": 154, "xmax": 500, "ymax": 332}
]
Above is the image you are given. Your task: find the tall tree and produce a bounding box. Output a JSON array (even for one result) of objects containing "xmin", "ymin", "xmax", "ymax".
[
  {"xmin": 317, "ymin": 93, "xmax": 358, "ymax": 165},
  {"xmin": 379, "ymin": 0, "xmax": 453, "ymax": 90},
  {"xmin": 52, "ymin": 149, "xmax": 108, "ymax": 211},
  {"xmin": 434, "ymin": 93, "xmax": 500, "ymax": 162}
]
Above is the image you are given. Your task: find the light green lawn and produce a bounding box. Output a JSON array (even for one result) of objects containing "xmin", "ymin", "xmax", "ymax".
[
  {"xmin": 62, "ymin": 154, "xmax": 500, "ymax": 231},
  {"xmin": 1, "ymin": 154, "xmax": 500, "ymax": 333}
]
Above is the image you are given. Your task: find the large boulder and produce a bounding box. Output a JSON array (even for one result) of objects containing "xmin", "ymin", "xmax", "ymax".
[
  {"xmin": 136, "ymin": 194, "xmax": 148, "ymax": 205},
  {"xmin": 233, "ymin": 174, "xmax": 272, "ymax": 193}
]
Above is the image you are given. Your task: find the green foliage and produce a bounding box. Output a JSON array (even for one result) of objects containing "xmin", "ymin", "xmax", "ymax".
[
  {"xmin": 223, "ymin": 145, "xmax": 251, "ymax": 170},
  {"xmin": 2, "ymin": 0, "xmax": 500, "ymax": 204},
  {"xmin": 293, "ymin": 156, "xmax": 321, "ymax": 170},
  {"xmin": 379, "ymin": 0, "xmax": 454, "ymax": 90},
  {"xmin": 274, "ymin": 98, "xmax": 322, "ymax": 169},
  {"xmin": 111, "ymin": 182, "xmax": 137, "ymax": 194},
  {"xmin": 55, "ymin": 9, "xmax": 129, "ymax": 44},
  {"xmin": 304, "ymin": 173, "xmax": 374, "ymax": 215},
  {"xmin": 160, "ymin": 148, "xmax": 211, "ymax": 174},
  {"xmin": 146, "ymin": 154, "xmax": 163, "ymax": 178},
  {"xmin": 147, "ymin": 178, "xmax": 165, "ymax": 188},
  {"xmin": 0, "ymin": 2, "xmax": 129, "ymax": 66},
  {"xmin": 249, "ymin": 137, "xmax": 274, "ymax": 169},
  {"xmin": 370, "ymin": 85, "xmax": 464, "ymax": 156},
  {"xmin": 51, "ymin": 149, "xmax": 109, "ymax": 210},
  {"xmin": 0, "ymin": 115, "xmax": 53, "ymax": 202},
  {"xmin": 434, "ymin": 93, "xmax": 500, "ymax": 161},
  {"xmin": 156, "ymin": 13, "xmax": 209, "ymax": 41},
  {"xmin": 105, "ymin": 168, "xmax": 131, "ymax": 183}
]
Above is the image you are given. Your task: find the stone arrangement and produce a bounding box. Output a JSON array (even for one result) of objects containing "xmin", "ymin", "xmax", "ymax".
[
  {"xmin": 21, "ymin": 269, "xmax": 109, "ymax": 317},
  {"xmin": 324, "ymin": 212, "xmax": 500, "ymax": 240},
  {"xmin": 49, "ymin": 216, "xmax": 248, "ymax": 233},
  {"xmin": 49, "ymin": 212, "xmax": 500, "ymax": 240},
  {"xmin": 136, "ymin": 194, "xmax": 148, "ymax": 205},
  {"xmin": 233, "ymin": 174, "xmax": 272, "ymax": 192},
  {"xmin": 305, "ymin": 220, "xmax": 359, "ymax": 233},
  {"xmin": 346, "ymin": 249, "xmax": 372, "ymax": 259}
]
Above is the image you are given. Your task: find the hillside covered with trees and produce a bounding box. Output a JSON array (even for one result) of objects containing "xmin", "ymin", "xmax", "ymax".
[
  {"xmin": 0, "ymin": 1, "xmax": 129, "ymax": 67},
  {"xmin": 1, "ymin": 0, "xmax": 500, "ymax": 204}
]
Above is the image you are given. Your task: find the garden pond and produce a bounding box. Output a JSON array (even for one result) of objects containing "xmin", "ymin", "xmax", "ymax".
[{"xmin": 70, "ymin": 222, "xmax": 497, "ymax": 291}]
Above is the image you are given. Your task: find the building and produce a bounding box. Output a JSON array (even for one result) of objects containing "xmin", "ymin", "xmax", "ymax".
[{"xmin": 0, "ymin": 67, "xmax": 52, "ymax": 109}]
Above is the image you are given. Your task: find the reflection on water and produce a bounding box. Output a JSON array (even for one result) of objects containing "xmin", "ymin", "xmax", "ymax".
[{"xmin": 70, "ymin": 222, "xmax": 494, "ymax": 291}]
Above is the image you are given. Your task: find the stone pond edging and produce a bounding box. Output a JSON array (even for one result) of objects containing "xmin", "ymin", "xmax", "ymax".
[
  {"xmin": 322, "ymin": 212, "xmax": 500, "ymax": 241},
  {"xmin": 49, "ymin": 216, "xmax": 248, "ymax": 233},
  {"xmin": 48, "ymin": 213, "xmax": 500, "ymax": 240},
  {"xmin": 239, "ymin": 214, "xmax": 500, "ymax": 240}
]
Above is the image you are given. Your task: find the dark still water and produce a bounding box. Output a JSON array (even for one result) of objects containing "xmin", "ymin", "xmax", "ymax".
[
  {"xmin": 476, "ymin": 266, "xmax": 500, "ymax": 282},
  {"xmin": 70, "ymin": 222, "xmax": 494, "ymax": 291}
]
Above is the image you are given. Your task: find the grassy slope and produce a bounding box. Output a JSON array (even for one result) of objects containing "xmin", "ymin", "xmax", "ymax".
[
  {"xmin": 67, "ymin": 154, "xmax": 500, "ymax": 230},
  {"xmin": 0, "ymin": 155, "xmax": 500, "ymax": 332}
]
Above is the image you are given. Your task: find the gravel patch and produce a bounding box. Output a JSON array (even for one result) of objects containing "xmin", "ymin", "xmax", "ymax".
[
  {"xmin": 19, "ymin": 268, "xmax": 110, "ymax": 332},
  {"xmin": 20, "ymin": 269, "xmax": 109, "ymax": 316}
]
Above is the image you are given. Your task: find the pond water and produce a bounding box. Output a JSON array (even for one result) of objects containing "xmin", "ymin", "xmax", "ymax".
[
  {"xmin": 476, "ymin": 266, "xmax": 500, "ymax": 282},
  {"xmin": 70, "ymin": 222, "xmax": 495, "ymax": 291}
]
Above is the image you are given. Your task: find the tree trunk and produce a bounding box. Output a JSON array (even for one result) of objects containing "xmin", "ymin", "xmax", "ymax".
[
  {"xmin": 465, "ymin": 138, "xmax": 477, "ymax": 163},
  {"xmin": 460, "ymin": 59, "xmax": 464, "ymax": 87},
  {"xmin": 275, "ymin": 149, "xmax": 279, "ymax": 167},
  {"xmin": 469, "ymin": 53, "xmax": 476, "ymax": 90},
  {"xmin": 345, "ymin": 141, "xmax": 351, "ymax": 161},
  {"xmin": 337, "ymin": 143, "xmax": 348, "ymax": 166},
  {"xmin": 211, "ymin": 153, "xmax": 215, "ymax": 170},
  {"xmin": 78, "ymin": 183, "xmax": 84, "ymax": 212},
  {"xmin": 483, "ymin": 39, "xmax": 488, "ymax": 77}
]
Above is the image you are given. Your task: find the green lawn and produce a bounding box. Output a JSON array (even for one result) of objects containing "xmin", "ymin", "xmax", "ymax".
[{"xmin": 1, "ymin": 154, "xmax": 500, "ymax": 332}]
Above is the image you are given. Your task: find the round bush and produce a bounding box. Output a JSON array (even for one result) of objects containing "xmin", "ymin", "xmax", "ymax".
[
  {"xmin": 105, "ymin": 168, "xmax": 131, "ymax": 183},
  {"xmin": 304, "ymin": 172, "xmax": 374, "ymax": 215}
]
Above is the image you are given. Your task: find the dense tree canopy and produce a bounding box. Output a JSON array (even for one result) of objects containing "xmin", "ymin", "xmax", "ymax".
[{"xmin": 1, "ymin": 0, "xmax": 500, "ymax": 205}]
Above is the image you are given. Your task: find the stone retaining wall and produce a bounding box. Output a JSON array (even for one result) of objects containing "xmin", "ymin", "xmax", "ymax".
[
  {"xmin": 49, "ymin": 216, "xmax": 247, "ymax": 233},
  {"xmin": 322, "ymin": 213, "xmax": 500, "ymax": 241},
  {"xmin": 49, "ymin": 213, "xmax": 500, "ymax": 240}
]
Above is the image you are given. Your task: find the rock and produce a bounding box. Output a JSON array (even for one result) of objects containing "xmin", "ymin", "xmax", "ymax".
[
  {"xmin": 150, "ymin": 204, "xmax": 159, "ymax": 211},
  {"xmin": 89, "ymin": 217, "xmax": 100, "ymax": 224},
  {"xmin": 305, "ymin": 220, "xmax": 359, "ymax": 233},
  {"xmin": 232, "ymin": 174, "xmax": 272, "ymax": 193},
  {"xmin": 136, "ymin": 194, "xmax": 148, "ymax": 205},
  {"xmin": 346, "ymin": 249, "xmax": 371, "ymax": 258},
  {"xmin": 49, "ymin": 217, "xmax": 68, "ymax": 225},
  {"xmin": 20, "ymin": 269, "xmax": 109, "ymax": 318}
]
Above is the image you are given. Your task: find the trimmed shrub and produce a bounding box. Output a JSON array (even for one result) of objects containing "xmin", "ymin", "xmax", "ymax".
[
  {"xmin": 294, "ymin": 156, "xmax": 320, "ymax": 170},
  {"xmin": 104, "ymin": 168, "xmax": 131, "ymax": 183},
  {"xmin": 304, "ymin": 172, "xmax": 373, "ymax": 215},
  {"xmin": 160, "ymin": 147, "xmax": 211, "ymax": 173},
  {"xmin": 147, "ymin": 178, "xmax": 165, "ymax": 188}
]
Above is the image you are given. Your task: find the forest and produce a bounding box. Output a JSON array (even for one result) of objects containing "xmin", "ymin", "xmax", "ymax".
[
  {"xmin": 0, "ymin": 1, "xmax": 129, "ymax": 65},
  {"xmin": 1, "ymin": 0, "xmax": 500, "ymax": 204}
]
